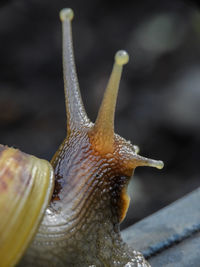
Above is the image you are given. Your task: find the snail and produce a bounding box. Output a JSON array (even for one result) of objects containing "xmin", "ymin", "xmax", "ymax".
[{"xmin": 0, "ymin": 8, "xmax": 164, "ymax": 267}]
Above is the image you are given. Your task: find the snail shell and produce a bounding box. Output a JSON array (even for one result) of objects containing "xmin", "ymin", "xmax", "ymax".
[
  {"xmin": 0, "ymin": 145, "xmax": 54, "ymax": 267},
  {"xmin": 0, "ymin": 8, "xmax": 163, "ymax": 267}
]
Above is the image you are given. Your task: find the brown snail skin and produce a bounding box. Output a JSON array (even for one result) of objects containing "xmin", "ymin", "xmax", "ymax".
[{"xmin": 0, "ymin": 8, "xmax": 164, "ymax": 267}]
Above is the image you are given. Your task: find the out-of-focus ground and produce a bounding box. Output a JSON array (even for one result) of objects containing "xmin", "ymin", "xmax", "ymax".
[{"xmin": 0, "ymin": 0, "xmax": 199, "ymax": 229}]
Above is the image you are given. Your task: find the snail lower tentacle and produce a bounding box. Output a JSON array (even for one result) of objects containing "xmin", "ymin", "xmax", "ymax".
[{"xmin": 0, "ymin": 7, "xmax": 163, "ymax": 267}]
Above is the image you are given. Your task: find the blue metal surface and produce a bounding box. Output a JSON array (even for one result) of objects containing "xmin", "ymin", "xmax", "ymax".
[
  {"xmin": 122, "ymin": 187, "xmax": 200, "ymax": 266},
  {"xmin": 149, "ymin": 232, "xmax": 200, "ymax": 267}
]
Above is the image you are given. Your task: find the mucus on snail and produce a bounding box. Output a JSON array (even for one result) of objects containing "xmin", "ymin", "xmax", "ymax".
[{"xmin": 0, "ymin": 8, "xmax": 164, "ymax": 267}]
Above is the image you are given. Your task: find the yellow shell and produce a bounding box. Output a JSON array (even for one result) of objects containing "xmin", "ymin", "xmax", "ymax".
[{"xmin": 0, "ymin": 145, "xmax": 54, "ymax": 267}]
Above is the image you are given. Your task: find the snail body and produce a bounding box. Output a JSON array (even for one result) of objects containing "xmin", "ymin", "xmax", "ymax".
[{"xmin": 0, "ymin": 8, "xmax": 163, "ymax": 267}]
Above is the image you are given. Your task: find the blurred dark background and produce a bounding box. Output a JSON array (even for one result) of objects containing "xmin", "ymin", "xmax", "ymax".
[{"xmin": 0, "ymin": 0, "xmax": 199, "ymax": 229}]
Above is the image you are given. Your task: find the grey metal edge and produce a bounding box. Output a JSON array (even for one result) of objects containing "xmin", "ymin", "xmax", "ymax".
[{"xmin": 122, "ymin": 187, "xmax": 200, "ymax": 266}]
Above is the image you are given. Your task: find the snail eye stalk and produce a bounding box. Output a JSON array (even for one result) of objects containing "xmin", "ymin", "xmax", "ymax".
[
  {"xmin": 90, "ymin": 50, "xmax": 129, "ymax": 154},
  {"xmin": 60, "ymin": 8, "xmax": 90, "ymax": 133}
]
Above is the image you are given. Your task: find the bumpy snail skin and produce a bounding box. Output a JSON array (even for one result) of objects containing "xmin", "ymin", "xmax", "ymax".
[
  {"xmin": 18, "ymin": 8, "xmax": 163, "ymax": 267},
  {"xmin": 0, "ymin": 145, "xmax": 54, "ymax": 267}
]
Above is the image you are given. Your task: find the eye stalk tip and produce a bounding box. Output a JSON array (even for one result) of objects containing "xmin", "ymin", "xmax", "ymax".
[
  {"xmin": 115, "ymin": 50, "xmax": 129, "ymax": 66},
  {"xmin": 133, "ymin": 155, "xmax": 164, "ymax": 170},
  {"xmin": 60, "ymin": 8, "xmax": 74, "ymax": 22},
  {"xmin": 155, "ymin": 160, "xmax": 164, "ymax": 169},
  {"xmin": 144, "ymin": 158, "xmax": 164, "ymax": 169}
]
